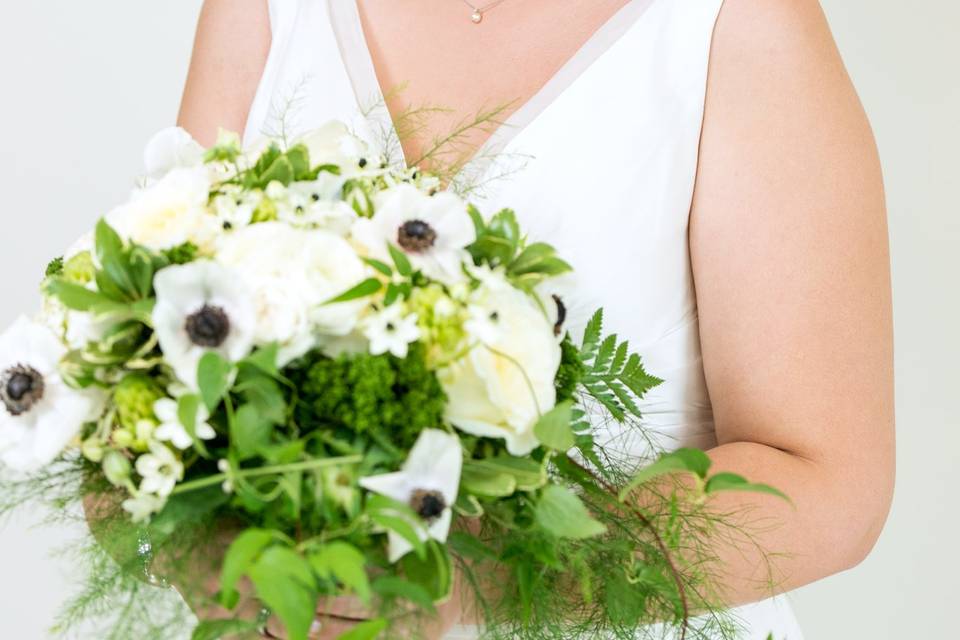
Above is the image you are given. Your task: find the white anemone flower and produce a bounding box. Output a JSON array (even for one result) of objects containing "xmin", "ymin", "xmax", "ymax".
[
  {"xmin": 359, "ymin": 430, "xmax": 463, "ymax": 562},
  {"xmin": 351, "ymin": 184, "xmax": 475, "ymax": 284},
  {"xmin": 143, "ymin": 127, "xmax": 204, "ymax": 180},
  {"xmin": 152, "ymin": 261, "xmax": 256, "ymax": 389},
  {"xmin": 153, "ymin": 397, "xmax": 215, "ymax": 450},
  {"xmin": 122, "ymin": 492, "xmax": 167, "ymax": 523},
  {"xmin": 136, "ymin": 443, "xmax": 184, "ymax": 497},
  {"xmin": 362, "ymin": 304, "xmax": 421, "ymax": 359},
  {"xmin": 0, "ymin": 317, "xmax": 102, "ymax": 471}
]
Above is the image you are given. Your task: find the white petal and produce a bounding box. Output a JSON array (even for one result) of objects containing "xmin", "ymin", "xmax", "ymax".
[
  {"xmin": 144, "ymin": 127, "xmax": 204, "ymax": 179},
  {"xmin": 403, "ymin": 430, "xmax": 463, "ymax": 504},
  {"xmin": 358, "ymin": 471, "xmax": 412, "ymax": 504},
  {"xmin": 427, "ymin": 508, "xmax": 454, "ymax": 544}
]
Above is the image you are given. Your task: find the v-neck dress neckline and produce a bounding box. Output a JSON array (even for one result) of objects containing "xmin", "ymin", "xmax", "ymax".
[{"xmin": 327, "ymin": 0, "xmax": 658, "ymax": 181}]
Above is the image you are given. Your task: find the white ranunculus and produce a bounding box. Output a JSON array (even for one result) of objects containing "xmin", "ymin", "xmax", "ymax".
[
  {"xmin": 359, "ymin": 429, "xmax": 462, "ymax": 562},
  {"xmin": 294, "ymin": 121, "xmax": 374, "ymax": 176},
  {"xmin": 215, "ymin": 222, "xmax": 369, "ymax": 364},
  {"xmin": 106, "ymin": 167, "xmax": 219, "ymax": 253},
  {"xmin": 438, "ymin": 279, "xmax": 561, "ymax": 456},
  {"xmin": 351, "ymin": 184, "xmax": 475, "ymax": 284},
  {"xmin": 144, "ymin": 127, "xmax": 204, "ymax": 180},
  {"xmin": 0, "ymin": 317, "xmax": 102, "ymax": 471},
  {"xmin": 152, "ymin": 261, "xmax": 257, "ymax": 389}
]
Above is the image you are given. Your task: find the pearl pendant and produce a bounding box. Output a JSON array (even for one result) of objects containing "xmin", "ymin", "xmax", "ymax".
[{"xmin": 470, "ymin": 10, "xmax": 483, "ymax": 23}]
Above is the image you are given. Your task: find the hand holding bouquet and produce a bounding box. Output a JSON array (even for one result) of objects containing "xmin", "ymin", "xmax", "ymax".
[{"xmin": 0, "ymin": 124, "xmax": 785, "ymax": 639}]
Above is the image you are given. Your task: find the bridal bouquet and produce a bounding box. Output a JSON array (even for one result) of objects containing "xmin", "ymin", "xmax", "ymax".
[{"xmin": 0, "ymin": 124, "xmax": 784, "ymax": 640}]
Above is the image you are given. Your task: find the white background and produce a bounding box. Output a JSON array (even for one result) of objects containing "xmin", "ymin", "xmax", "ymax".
[{"xmin": 0, "ymin": 1, "xmax": 957, "ymax": 637}]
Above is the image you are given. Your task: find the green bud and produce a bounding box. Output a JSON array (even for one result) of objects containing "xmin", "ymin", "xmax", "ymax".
[
  {"xmin": 251, "ymin": 197, "xmax": 278, "ymax": 223},
  {"xmin": 81, "ymin": 438, "xmax": 104, "ymax": 463},
  {"xmin": 63, "ymin": 251, "xmax": 96, "ymax": 285},
  {"xmin": 112, "ymin": 430, "xmax": 134, "ymax": 449},
  {"xmin": 102, "ymin": 451, "xmax": 132, "ymax": 487},
  {"xmin": 113, "ymin": 374, "xmax": 164, "ymax": 433}
]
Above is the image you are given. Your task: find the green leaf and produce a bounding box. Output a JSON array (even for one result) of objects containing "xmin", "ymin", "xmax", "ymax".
[
  {"xmin": 197, "ymin": 351, "xmax": 233, "ymax": 412},
  {"xmin": 286, "ymin": 145, "xmax": 311, "ymax": 179},
  {"xmin": 233, "ymin": 404, "xmax": 272, "ymax": 460},
  {"xmin": 387, "ymin": 243, "xmax": 413, "ymax": 277},
  {"xmin": 463, "ymin": 456, "xmax": 547, "ymax": 494},
  {"xmin": 191, "ymin": 619, "xmax": 261, "ymax": 640},
  {"xmin": 365, "ymin": 495, "xmax": 426, "ymax": 559},
  {"xmin": 371, "ymin": 576, "xmax": 436, "ymax": 612},
  {"xmin": 533, "ymin": 401, "xmax": 575, "ymax": 451},
  {"xmin": 261, "ymin": 155, "xmax": 295, "ymax": 186},
  {"xmin": 705, "ymin": 472, "xmax": 790, "ymax": 502},
  {"xmin": 363, "ymin": 258, "xmax": 393, "ymax": 277},
  {"xmin": 248, "ymin": 547, "xmax": 317, "ymax": 640},
  {"xmin": 466, "ymin": 204, "xmax": 486, "ymax": 237},
  {"xmin": 324, "ymin": 278, "xmax": 382, "ymax": 305},
  {"xmin": 219, "ymin": 528, "xmax": 276, "ymax": 607},
  {"xmin": 535, "ymin": 485, "xmax": 606, "ymax": 540},
  {"xmin": 177, "ymin": 394, "xmax": 211, "ymax": 458},
  {"xmin": 235, "ymin": 369, "xmax": 287, "ymax": 424},
  {"xmin": 400, "ymin": 540, "xmax": 453, "ymax": 602},
  {"xmin": 44, "ymin": 278, "xmax": 115, "ymax": 311},
  {"xmin": 448, "ymin": 531, "xmax": 496, "ymax": 562},
  {"xmin": 460, "ymin": 464, "xmax": 516, "ymax": 497},
  {"xmin": 618, "ymin": 448, "xmax": 713, "ymax": 501},
  {"xmin": 240, "ymin": 343, "xmax": 280, "ymax": 377},
  {"xmin": 309, "ymin": 541, "xmax": 371, "ymax": 603},
  {"xmin": 335, "ymin": 619, "xmax": 387, "ymax": 640}
]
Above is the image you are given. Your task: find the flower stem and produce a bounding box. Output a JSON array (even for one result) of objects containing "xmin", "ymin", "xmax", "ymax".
[{"xmin": 170, "ymin": 455, "xmax": 364, "ymax": 496}]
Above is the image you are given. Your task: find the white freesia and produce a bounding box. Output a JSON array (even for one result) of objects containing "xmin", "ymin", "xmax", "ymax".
[
  {"xmin": 362, "ymin": 304, "xmax": 421, "ymax": 359},
  {"xmin": 215, "ymin": 222, "xmax": 369, "ymax": 364},
  {"xmin": 144, "ymin": 127, "xmax": 204, "ymax": 180},
  {"xmin": 351, "ymin": 184, "xmax": 475, "ymax": 284},
  {"xmin": 0, "ymin": 317, "xmax": 102, "ymax": 471},
  {"xmin": 359, "ymin": 430, "xmax": 462, "ymax": 562},
  {"xmin": 152, "ymin": 261, "xmax": 256, "ymax": 388},
  {"xmin": 153, "ymin": 397, "xmax": 216, "ymax": 450},
  {"xmin": 135, "ymin": 443, "xmax": 184, "ymax": 497},
  {"xmin": 439, "ymin": 277, "xmax": 561, "ymax": 456},
  {"xmin": 106, "ymin": 167, "xmax": 219, "ymax": 252}
]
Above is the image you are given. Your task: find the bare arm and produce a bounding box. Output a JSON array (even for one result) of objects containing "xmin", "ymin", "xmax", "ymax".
[
  {"xmin": 690, "ymin": 0, "xmax": 895, "ymax": 602},
  {"xmin": 177, "ymin": 0, "xmax": 272, "ymax": 146}
]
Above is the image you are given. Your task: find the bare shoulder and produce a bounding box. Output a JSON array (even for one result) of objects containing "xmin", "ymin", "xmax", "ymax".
[
  {"xmin": 177, "ymin": 0, "xmax": 272, "ymax": 146},
  {"xmin": 690, "ymin": 0, "xmax": 893, "ymax": 467}
]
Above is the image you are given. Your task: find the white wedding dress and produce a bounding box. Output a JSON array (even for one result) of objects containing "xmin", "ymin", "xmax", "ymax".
[{"xmin": 243, "ymin": 1, "xmax": 806, "ymax": 638}]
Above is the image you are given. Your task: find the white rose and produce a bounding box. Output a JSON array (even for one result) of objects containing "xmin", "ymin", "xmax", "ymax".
[
  {"xmin": 215, "ymin": 222, "xmax": 370, "ymax": 364},
  {"xmin": 106, "ymin": 167, "xmax": 219, "ymax": 253},
  {"xmin": 438, "ymin": 278, "xmax": 561, "ymax": 456}
]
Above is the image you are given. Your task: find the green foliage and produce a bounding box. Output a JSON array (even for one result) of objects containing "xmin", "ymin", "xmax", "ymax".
[
  {"xmin": 45, "ymin": 255, "xmax": 64, "ymax": 278},
  {"xmin": 533, "ymin": 400, "xmax": 576, "ymax": 451},
  {"xmin": 290, "ymin": 344, "xmax": 446, "ymax": 453},
  {"xmin": 555, "ymin": 335, "xmax": 587, "ymax": 402},
  {"xmin": 162, "ymin": 241, "xmax": 199, "ymax": 266},
  {"xmin": 578, "ymin": 309, "xmax": 663, "ymax": 422},
  {"xmin": 535, "ymin": 485, "xmax": 607, "ymax": 540},
  {"xmin": 197, "ymin": 351, "xmax": 234, "ymax": 412},
  {"xmin": 248, "ymin": 547, "xmax": 318, "ymax": 640},
  {"xmin": 237, "ymin": 143, "xmax": 324, "ymax": 190}
]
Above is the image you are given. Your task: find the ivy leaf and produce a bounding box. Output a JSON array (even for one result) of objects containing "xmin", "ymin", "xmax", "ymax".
[
  {"xmin": 705, "ymin": 472, "xmax": 790, "ymax": 502},
  {"xmin": 240, "ymin": 343, "xmax": 280, "ymax": 377},
  {"xmin": 309, "ymin": 541, "xmax": 371, "ymax": 603},
  {"xmin": 218, "ymin": 528, "xmax": 276, "ymax": 608},
  {"xmin": 248, "ymin": 547, "xmax": 317, "ymax": 640},
  {"xmin": 533, "ymin": 401, "xmax": 575, "ymax": 451},
  {"xmin": 43, "ymin": 278, "xmax": 115, "ymax": 311},
  {"xmin": 233, "ymin": 404, "xmax": 272, "ymax": 460},
  {"xmin": 618, "ymin": 448, "xmax": 713, "ymax": 501},
  {"xmin": 197, "ymin": 351, "xmax": 233, "ymax": 412},
  {"xmin": 334, "ymin": 619, "xmax": 387, "ymax": 640},
  {"xmin": 535, "ymin": 485, "xmax": 606, "ymax": 540},
  {"xmin": 324, "ymin": 278, "xmax": 383, "ymax": 305}
]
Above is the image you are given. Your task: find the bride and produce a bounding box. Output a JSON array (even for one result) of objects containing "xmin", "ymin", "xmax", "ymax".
[{"xmin": 176, "ymin": 1, "xmax": 894, "ymax": 638}]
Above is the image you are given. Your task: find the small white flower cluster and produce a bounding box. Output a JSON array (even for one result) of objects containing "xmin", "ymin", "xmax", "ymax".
[{"xmin": 0, "ymin": 121, "xmax": 565, "ymax": 532}]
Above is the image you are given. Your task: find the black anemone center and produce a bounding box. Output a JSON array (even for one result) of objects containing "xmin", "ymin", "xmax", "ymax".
[
  {"xmin": 397, "ymin": 219, "xmax": 437, "ymax": 253},
  {"xmin": 410, "ymin": 489, "xmax": 446, "ymax": 522},
  {"xmin": 1, "ymin": 364, "xmax": 45, "ymax": 417},
  {"xmin": 184, "ymin": 305, "xmax": 231, "ymax": 348},
  {"xmin": 552, "ymin": 294, "xmax": 567, "ymax": 337}
]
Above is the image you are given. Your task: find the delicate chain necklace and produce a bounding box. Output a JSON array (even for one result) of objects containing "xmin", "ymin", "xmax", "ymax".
[{"xmin": 459, "ymin": 0, "xmax": 511, "ymax": 24}]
